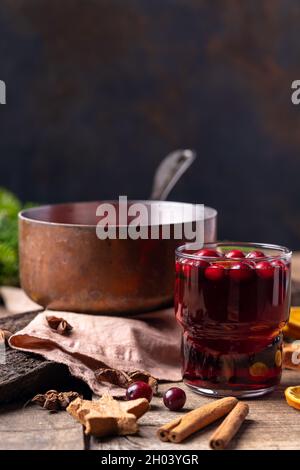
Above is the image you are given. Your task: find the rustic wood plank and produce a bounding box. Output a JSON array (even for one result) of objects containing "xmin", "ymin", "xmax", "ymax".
[
  {"xmin": 0, "ymin": 312, "xmax": 89, "ymax": 449},
  {"xmin": 90, "ymin": 370, "xmax": 300, "ymax": 450},
  {"xmin": 0, "ymin": 311, "xmax": 90, "ymax": 404},
  {"xmin": 0, "ymin": 401, "xmax": 84, "ymax": 450},
  {"xmin": 0, "ymin": 310, "xmax": 39, "ymax": 331}
]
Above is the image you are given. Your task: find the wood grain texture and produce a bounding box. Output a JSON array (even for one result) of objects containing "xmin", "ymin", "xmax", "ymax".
[
  {"xmin": 1, "ymin": 371, "xmax": 300, "ymax": 450},
  {"xmin": 90, "ymin": 371, "xmax": 300, "ymax": 450},
  {"xmin": 0, "ymin": 401, "xmax": 84, "ymax": 450},
  {"xmin": 0, "ymin": 310, "xmax": 39, "ymax": 332},
  {"xmin": 0, "ymin": 311, "xmax": 90, "ymax": 404}
]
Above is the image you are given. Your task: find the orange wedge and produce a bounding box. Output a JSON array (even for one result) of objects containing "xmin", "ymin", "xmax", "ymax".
[
  {"xmin": 275, "ymin": 350, "xmax": 282, "ymax": 367},
  {"xmin": 283, "ymin": 307, "xmax": 300, "ymax": 340},
  {"xmin": 249, "ymin": 362, "xmax": 268, "ymax": 377},
  {"xmin": 285, "ymin": 386, "xmax": 300, "ymax": 410}
]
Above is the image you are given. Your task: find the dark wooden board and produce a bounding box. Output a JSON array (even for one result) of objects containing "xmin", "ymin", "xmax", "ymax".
[
  {"xmin": 0, "ymin": 311, "xmax": 90, "ymax": 404},
  {"xmin": 0, "ymin": 310, "xmax": 40, "ymax": 332}
]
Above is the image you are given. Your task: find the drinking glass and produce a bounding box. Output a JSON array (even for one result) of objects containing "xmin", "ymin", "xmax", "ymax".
[{"xmin": 175, "ymin": 242, "xmax": 292, "ymax": 397}]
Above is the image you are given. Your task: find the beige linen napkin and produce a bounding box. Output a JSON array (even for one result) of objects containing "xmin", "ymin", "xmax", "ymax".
[
  {"xmin": 9, "ymin": 307, "xmax": 182, "ymax": 396},
  {"xmin": 0, "ymin": 286, "xmax": 42, "ymax": 314}
]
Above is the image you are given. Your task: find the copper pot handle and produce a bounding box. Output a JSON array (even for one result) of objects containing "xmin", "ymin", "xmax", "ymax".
[{"xmin": 150, "ymin": 149, "xmax": 196, "ymax": 201}]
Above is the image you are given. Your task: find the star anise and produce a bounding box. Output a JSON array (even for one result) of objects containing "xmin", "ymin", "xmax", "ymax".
[
  {"xmin": 31, "ymin": 390, "xmax": 80, "ymax": 411},
  {"xmin": 46, "ymin": 316, "xmax": 73, "ymax": 335},
  {"xmin": 94, "ymin": 367, "xmax": 158, "ymax": 394},
  {"xmin": 127, "ymin": 370, "xmax": 158, "ymax": 394},
  {"xmin": 94, "ymin": 368, "xmax": 131, "ymax": 388}
]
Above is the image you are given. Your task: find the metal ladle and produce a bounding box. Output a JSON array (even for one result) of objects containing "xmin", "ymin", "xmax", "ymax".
[{"xmin": 150, "ymin": 149, "xmax": 196, "ymax": 201}]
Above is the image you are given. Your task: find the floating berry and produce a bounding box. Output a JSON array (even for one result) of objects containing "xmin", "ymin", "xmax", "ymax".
[
  {"xmin": 163, "ymin": 387, "xmax": 186, "ymax": 411},
  {"xmin": 225, "ymin": 249, "xmax": 245, "ymax": 259},
  {"xmin": 193, "ymin": 259, "xmax": 210, "ymax": 269},
  {"xmin": 126, "ymin": 381, "xmax": 153, "ymax": 402},
  {"xmin": 246, "ymin": 250, "xmax": 265, "ymax": 259},
  {"xmin": 205, "ymin": 264, "xmax": 225, "ymax": 281},
  {"xmin": 275, "ymin": 350, "xmax": 282, "ymax": 367},
  {"xmin": 229, "ymin": 261, "xmax": 253, "ymax": 281},
  {"xmin": 179, "ymin": 259, "xmax": 192, "ymax": 277},
  {"xmin": 243, "ymin": 259, "xmax": 256, "ymax": 268},
  {"xmin": 256, "ymin": 261, "xmax": 274, "ymax": 279},
  {"xmin": 175, "ymin": 261, "xmax": 182, "ymax": 274},
  {"xmin": 271, "ymin": 259, "xmax": 286, "ymax": 270},
  {"xmin": 196, "ymin": 249, "xmax": 221, "ymax": 258},
  {"xmin": 249, "ymin": 362, "xmax": 268, "ymax": 378}
]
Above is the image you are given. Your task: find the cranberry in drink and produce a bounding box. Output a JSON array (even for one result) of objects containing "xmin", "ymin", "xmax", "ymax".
[{"xmin": 175, "ymin": 243, "xmax": 292, "ymax": 397}]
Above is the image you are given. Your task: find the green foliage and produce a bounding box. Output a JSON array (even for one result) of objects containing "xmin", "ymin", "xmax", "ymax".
[{"xmin": 0, "ymin": 188, "xmax": 34, "ymax": 286}]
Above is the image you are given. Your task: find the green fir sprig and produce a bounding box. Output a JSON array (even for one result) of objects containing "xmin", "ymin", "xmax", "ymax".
[{"xmin": 0, "ymin": 188, "xmax": 35, "ymax": 286}]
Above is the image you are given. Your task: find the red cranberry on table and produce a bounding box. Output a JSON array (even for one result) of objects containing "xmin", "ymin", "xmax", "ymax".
[
  {"xmin": 163, "ymin": 387, "xmax": 186, "ymax": 411},
  {"xmin": 246, "ymin": 250, "xmax": 265, "ymax": 259},
  {"xmin": 205, "ymin": 264, "xmax": 225, "ymax": 281},
  {"xmin": 225, "ymin": 249, "xmax": 245, "ymax": 259},
  {"xmin": 126, "ymin": 381, "xmax": 153, "ymax": 402},
  {"xmin": 196, "ymin": 249, "xmax": 221, "ymax": 258},
  {"xmin": 256, "ymin": 261, "xmax": 275, "ymax": 279},
  {"xmin": 229, "ymin": 261, "xmax": 253, "ymax": 281}
]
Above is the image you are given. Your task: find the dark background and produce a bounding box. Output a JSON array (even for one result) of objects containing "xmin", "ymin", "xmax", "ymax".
[{"xmin": 1, "ymin": 0, "xmax": 300, "ymax": 247}]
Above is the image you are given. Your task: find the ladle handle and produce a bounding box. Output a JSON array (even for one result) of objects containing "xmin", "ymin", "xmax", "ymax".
[{"xmin": 150, "ymin": 149, "xmax": 196, "ymax": 201}]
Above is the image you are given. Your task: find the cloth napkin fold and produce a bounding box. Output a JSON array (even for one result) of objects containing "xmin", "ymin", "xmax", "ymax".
[
  {"xmin": 0, "ymin": 286, "xmax": 42, "ymax": 314},
  {"xmin": 9, "ymin": 307, "xmax": 182, "ymax": 396}
]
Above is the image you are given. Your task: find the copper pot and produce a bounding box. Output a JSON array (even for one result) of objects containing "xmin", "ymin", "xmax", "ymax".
[{"xmin": 19, "ymin": 201, "xmax": 217, "ymax": 314}]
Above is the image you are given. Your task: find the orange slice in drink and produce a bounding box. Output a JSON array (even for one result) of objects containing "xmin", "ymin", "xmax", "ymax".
[
  {"xmin": 283, "ymin": 307, "xmax": 300, "ymax": 339},
  {"xmin": 275, "ymin": 350, "xmax": 282, "ymax": 367},
  {"xmin": 285, "ymin": 386, "xmax": 300, "ymax": 410},
  {"xmin": 249, "ymin": 362, "xmax": 268, "ymax": 377}
]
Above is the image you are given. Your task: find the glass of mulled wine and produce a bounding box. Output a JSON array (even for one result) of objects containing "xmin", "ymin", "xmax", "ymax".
[{"xmin": 175, "ymin": 242, "xmax": 292, "ymax": 397}]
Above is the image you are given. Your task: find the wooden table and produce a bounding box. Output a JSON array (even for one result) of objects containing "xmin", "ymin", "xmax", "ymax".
[
  {"xmin": 1, "ymin": 254, "xmax": 300, "ymax": 450},
  {"xmin": 0, "ymin": 371, "xmax": 299, "ymax": 450}
]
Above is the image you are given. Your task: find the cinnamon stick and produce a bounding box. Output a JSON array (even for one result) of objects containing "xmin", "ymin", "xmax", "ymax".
[
  {"xmin": 157, "ymin": 397, "xmax": 238, "ymax": 443},
  {"xmin": 209, "ymin": 401, "xmax": 249, "ymax": 450},
  {"xmin": 157, "ymin": 417, "xmax": 182, "ymax": 442}
]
